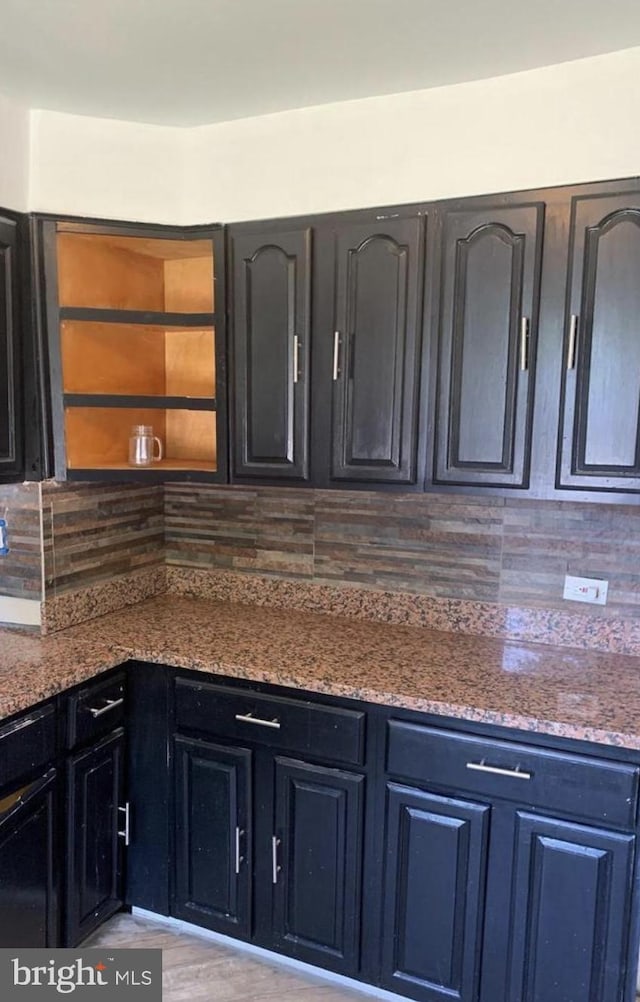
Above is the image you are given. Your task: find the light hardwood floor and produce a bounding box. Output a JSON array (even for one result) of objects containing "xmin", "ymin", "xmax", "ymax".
[{"xmin": 84, "ymin": 913, "xmax": 381, "ymax": 1002}]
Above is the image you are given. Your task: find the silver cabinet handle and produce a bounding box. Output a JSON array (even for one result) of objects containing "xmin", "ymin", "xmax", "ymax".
[
  {"xmin": 332, "ymin": 331, "xmax": 341, "ymax": 381},
  {"xmin": 117, "ymin": 802, "xmax": 130, "ymax": 845},
  {"xmin": 293, "ymin": 335, "xmax": 300, "ymax": 385},
  {"xmin": 520, "ymin": 317, "xmax": 529, "ymax": 372},
  {"xmin": 466, "ymin": 761, "xmax": 531, "ymax": 780},
  {"xmin": 235, "ymin": 825, "xmax": 244, "ymax": 875},
  {"xmin": 89, "ymin": 697, "xmax": 124, "ymax": 718},
  {"xmin": 272, "ymin": 836, "xmax": 281, "ymax": 884},
  {"xmin": 567, "ymin": 314, "xmax": 579, "ymax": 370},
  {"xmin": 234, "ymin": 712, "xmax": 281, "ymax": 730}
]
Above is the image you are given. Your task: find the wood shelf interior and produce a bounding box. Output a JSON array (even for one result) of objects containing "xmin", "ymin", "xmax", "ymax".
[
  {"xmin": 64, "ymin": 407, "xmax": 217, "ymax": 470},
  {"xmin": 60, "ymin": 321, "xmax": 216, "ymax": 397},
  {"xmin": 56, "ymin": 231, "xmax": 215, "ymax": 312}
]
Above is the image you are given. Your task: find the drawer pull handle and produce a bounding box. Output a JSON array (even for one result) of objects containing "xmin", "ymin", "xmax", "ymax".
[
  {"xmin": 272, "ymin": 835, "xmax": 281, "ymax": 884},
  {"xmin": 235, "ymin": 825, "xmax": 244, "ymax": 875},
  {"xmin": 235, "ymin": 712, "xmax": 281, "ymax": 730},
  {"xmin": 466, "ymin": 760, "xmax": 532, "ymax": 780},
  {"xmin": 117, "ymin": 802, "xmax": 130, "ymax": 846},
  {"xmin": 88, "ymin": 697, "xmax": 124, "ymax": 718}
]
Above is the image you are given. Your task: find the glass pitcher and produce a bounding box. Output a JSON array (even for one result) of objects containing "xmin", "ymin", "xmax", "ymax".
[{"xmin": 128, "ymin": 425, "xmax": 163, "ymax": 467}]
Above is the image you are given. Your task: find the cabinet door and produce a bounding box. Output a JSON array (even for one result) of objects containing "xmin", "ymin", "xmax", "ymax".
[
  {"xmin": 66, "ymin": 729, "xmax": 125, "ymax": 945},
  {"xmin": 381, "ymin": 784, "xmax": 489, "ymax": 1002},
  {"xmin": 173, "ymin": 737, "xmax": 252, "ymax": 938},
  {"xmin": 331, "ymin": 218, "xmax": 423, "ymax": 484},
  {"xmin": 559, "ymin": 191, "xmax": 640, "ymax": 491},
  {"xmin": 434, "ymin": 203, "xmax": 543, "ymax": 488},
  {"xmin": 0, "ymin": 214, "xmax": 22, "ymax": 483},
  {"xmin": 230, "ymin": 228, "xmax": 311, "ymax": 481},
  {"xmin": 272, "ymin": 757, "xmax": 364, "ymax": 975},
  {"xmin": 0, "ymin": 769, "xmax": 58, "ymax": 947},
  {"xmin": 506, "ymin": 811, "xmax": 634, "ymax": 1002}
]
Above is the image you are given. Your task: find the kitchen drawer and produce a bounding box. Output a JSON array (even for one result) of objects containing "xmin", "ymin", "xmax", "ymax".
[
  {"xmin": 387, "ymin": 720, "xmax": 639, "ymax": 829},
  {"xmin": 66, "ymin": 672, "xmax": 127, "ymax": 749},
  {"xmin": 175, "ymin": 679, "xmax": 366, "ymax": 766},
  {"xmin": 0, "ymin": 704, "xmax": 56, "ymax": 790}
]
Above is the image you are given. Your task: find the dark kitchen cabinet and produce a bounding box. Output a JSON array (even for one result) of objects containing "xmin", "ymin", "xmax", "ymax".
[
  {"xmin": 432, "ymin": 202, "xmax": 544, "ymax": 488},
  {"xmin": 229, "ymin": 227, "xmax": 311, "ymax": 482},
  {"xmin": 384, "ymin": 717, "xmax": 640, "ymax": 1002},
  {"xmin": 272, "ymin": 756, "xmax": 364, "ymax": 974},
  {"xmin": 380, "ymin": 783, "xmax": 489, "ymax": 1002},
  {"xmin": 329, "ymin": 218, "xmax": 424, "ymax": 485},
  {"xmin": 0, "ymin": 769, "xmax": 59, "ymax": 947},
  {"xmin": 0, "ymin": 212, "xmax": 23, "ymax": 483},
  {"xmin": 559, "ymin": 190, "xmax": 640, "ymax": 492},
  {"xmin": 171, "ymin": 676, "xmax": 368, "ymax": 978},
  {"xmin": 173, "ymin": 736, "xmax": 252, "ymax": 937},
  {"xmin": 65, "ymin": 728, "xmax": 126, "ymax": 945},
  {"xmin": 505, "ymin": 812, "xmax": 634, "ymax": 1002}
]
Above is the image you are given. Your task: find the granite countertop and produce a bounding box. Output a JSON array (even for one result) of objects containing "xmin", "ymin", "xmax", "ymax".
[{"xmin": 1, "ymin": 594, "xmax": 640, "ymax": 749}]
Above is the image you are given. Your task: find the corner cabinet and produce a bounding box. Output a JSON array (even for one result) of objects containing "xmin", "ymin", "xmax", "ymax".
[
  {"xmin": 37, "ymin": 216, "xmax": 228, "ymax": 482},
  {"xmin": 558, "ymin": 189, "xmax": 640, "ymax": 492},
  {"xmin": 0, "ymin": 211, "xmax": 23, "ymax": 483}
]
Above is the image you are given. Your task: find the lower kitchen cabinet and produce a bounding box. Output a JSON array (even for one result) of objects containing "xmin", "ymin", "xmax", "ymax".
[
  {"xmin": 0, "ymin": 769, "xmax": 59, "ymax": 947},
  {"xmin": 380, "ymin": 784, "xmax": 489, "ymax": 1002},
  {"xmin": 272, "ymin": 756, "xmax": 364, "ymax": 974},
  {"xmin": 173, "ymin": 736, "xmax": 252, "ymax": 937},
  {"xmin": 65, "ymin": 727, "xmax": 126, "ymax": 945},
  {"xmin": 505, "ymin": 812, "xmax": 634, "ymax": 1002}
]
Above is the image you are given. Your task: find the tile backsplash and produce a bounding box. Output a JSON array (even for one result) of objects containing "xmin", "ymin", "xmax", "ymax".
[{"xmin": 2, "ymin": 478, "xmax": 640, "ymax": 651}]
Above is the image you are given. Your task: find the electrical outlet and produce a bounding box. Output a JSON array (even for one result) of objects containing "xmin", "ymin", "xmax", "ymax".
[
  {"xmin": 563, "ymin": 574, "xmax": 608, "ymax": 606},
  {"xmin": 0, "ymin": 518, "xmax": 8, "ymax": 556}
]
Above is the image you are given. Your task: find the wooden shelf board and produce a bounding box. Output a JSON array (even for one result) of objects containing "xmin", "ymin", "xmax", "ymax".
[
  {"xmin": 68, "ymin": 459, "xmax": 218, "ymax": 472},
  {"xmin": 64, "ymin": 395, "xmax": 217, "ymax": 411},
  {"xmin": 59, "ymin": 307, "xmax": 216, "ymax": 327}
]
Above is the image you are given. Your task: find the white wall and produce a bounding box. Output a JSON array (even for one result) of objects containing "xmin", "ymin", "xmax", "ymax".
[
  {"xmin": 0, "ymin": 93, "xmax": 29, "ymax": 211},
  {"xmin": 29, "ymin": 110, "xmax": 185, "ymax": 223},
  {"xmin": 27, "ymin": 46, "xmax": 640, "ymax": 224},
  {"xmin": 186, "ymin": 46, "xmax": 640, "ymax": 222}
]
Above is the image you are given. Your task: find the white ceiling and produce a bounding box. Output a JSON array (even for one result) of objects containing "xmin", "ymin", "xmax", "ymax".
[{"xmin": 1, "ymin": 0, "xmax": 640, "ymax": 127}]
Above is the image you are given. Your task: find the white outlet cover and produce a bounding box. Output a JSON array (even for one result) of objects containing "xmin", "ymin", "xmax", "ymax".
[{"xmin": 563, "ymin": 574, "xmax": 608, "ymax": 606}]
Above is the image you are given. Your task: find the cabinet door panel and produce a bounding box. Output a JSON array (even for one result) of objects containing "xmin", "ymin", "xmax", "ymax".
[
  {"xmin": 231, "ymin": 228, "xmax": 311, "ymax": 481},
  {"xmin": 173, "ymin": 737, "xmax": 252, "ymax": 937},
  {"xmin": 434, "ymin": 204, "xmax": 543, "ymax": 487},
  {"xmin": 560, "ymin": 192, "xmax": 640, "ymax": 490},
  {"xmin": 331, "ymin": 218, "xmax": 423, "ymax": 483},
  {"xmin": 0, "ymin": 770, "xmax": 58, "ymax": 947},
  {"xmin": 381, "ymin": 784, "xmax": 489, "ymax": 1002},
  {"xmin": 0, "ymin": 215, "xmax": 22, "ymax": 482},
  {"xmin": 66, "ymin": 729, "xmax": 125, "ymax": 945},
  {"xmin": 507, "ymin": 811, "xmax": 634, "ymax": 1002},
  {"xmin": 272, "ymin": 757, "xmax": 364, "ymax": 975}
]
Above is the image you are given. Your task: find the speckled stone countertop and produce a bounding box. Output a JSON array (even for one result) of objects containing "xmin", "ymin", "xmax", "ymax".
[{"xmin": 1, "ymin": 595, "xmax": 640, "ymax": 749}]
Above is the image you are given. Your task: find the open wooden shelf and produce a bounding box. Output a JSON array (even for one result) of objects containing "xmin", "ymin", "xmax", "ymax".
[
  {"xmin": 56, "ymin": 229, "xmax": 215, "ymax": 313},
  {"xmin": 64, "ymin": 407, "xmax": 217, "ymax": 472},
  {"xmin": 60, "ymin": 321, "xmax": 216, "ymax": 398}
]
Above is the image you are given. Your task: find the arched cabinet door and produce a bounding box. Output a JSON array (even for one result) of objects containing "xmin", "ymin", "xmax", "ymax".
[
  {"xmin": 0, "ymin": 214, "xmax": 22, "ymax": 483},
  {"xmin": 433, "ymin": 202, "xmax": 544, "ymax": 488},
  {"xmin": 559, "ymin": 193, "xmax": 640, "ymax": 492},
  {"xmin": 330, "ymin": 217, "xmax": 424, "ymax": 484},
  {"xmin": 229, "ymin": 228, "xmax": 311, "ymax": 482}
]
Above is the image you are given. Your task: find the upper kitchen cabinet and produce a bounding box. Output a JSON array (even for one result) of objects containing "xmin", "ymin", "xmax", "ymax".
[
  {"xmin": 558, "ymin": 188, "xmax": 640, "ymax": 493},
  {"xmin": 37, "ymin": 217, "xmax": 228, "ymax": 482},
  {"xmin": 229, "ymin": 226, "xmax": 311, "ymax": 482},
  {"xmin": 230, "ymin": 213, "xmax": 426, "ymax": 489},
  {"xmin": 0, "ymin": 212, "xmax": 23, "ymax": 483},
  {"xmin": 431, "ymin": 201, "xmax": 544, "ymax": 489},
  {"xmin": 327, "ymin": 218, "xmax": 424, "ymax": 485}
]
